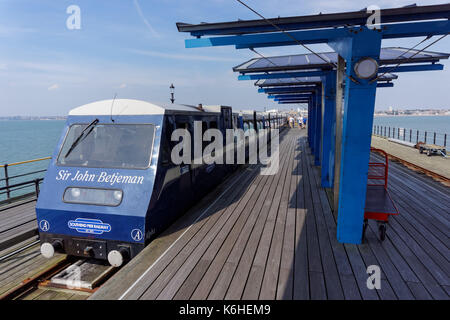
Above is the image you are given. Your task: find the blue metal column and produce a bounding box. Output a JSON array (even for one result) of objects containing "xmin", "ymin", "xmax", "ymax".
[
  {"xmin": 309, "ymin": 95, "xmax": 316, "ymax": 152},
  {"xmin": 329, "ymin": 30, "xmax": 382, "ymax": 244},
  {"xmin": 313, "ymin": 88, "xmax": 322, "ymax": 166},
  {"xmin": 308, "ymin": 98, "xmax": 313, "ymax": 147},
  {"xmin": 321, "ymin": 71, "xmax": 337, "ymax": 188}
]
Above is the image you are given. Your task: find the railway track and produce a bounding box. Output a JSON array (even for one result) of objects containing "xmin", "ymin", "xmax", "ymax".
[
  {"xmin": 372, "ymin": 149, "xmax": 450, "ymax": 187},
  {"xmin": 0, "ymin": 242, "xmax": 119, "ymax": 300}
]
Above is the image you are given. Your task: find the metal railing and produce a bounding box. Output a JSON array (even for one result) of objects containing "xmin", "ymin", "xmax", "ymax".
[
  {"xmin": 0, "ymin": 157, "xmax": 50, "ymax": 200},
  {"xmin": 373, "ymin": 125, "xmax": 448, "ymax": 147}
]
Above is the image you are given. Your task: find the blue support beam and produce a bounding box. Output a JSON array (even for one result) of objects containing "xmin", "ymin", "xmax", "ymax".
[
  {"xmin": 329, "ymin": 30, "xmax": 382, "ymax": 244},
  {"xmin": 309, "ymin": 96, "xmax": 315, "ymax": 152},
  {"xmin": 240, "ymin": 71, "xmax": 325, "ymax": 80},
  {"xmin": 185, "ymin": 20, "xmax": 449, "ymax": 49},
  {"xmin": 270, "ymin": 94, "xmax": 312, "ymax": 100},
  {"xmin": 378, "ymin": 64, "xmax": 444, "ymax": 73},
  {"xmin": 307, "ymin": 100, "xmax": 312, "ymax": 146},
  {"xmin": 258, "ymin": 86, "xmax": 317, "ymax": 93},
  {"xmin": 180, "ymin": 8, "xmax": 449, "ymax": 246},
  {"xmin": 377, "ymin": 82, "xmax": 394, "ymax": 88},
  {"xmin": 320, "ymin": 71, "xmax": 337, "ymax": 189},
  {"xmin": 244, "ymin": 64, "xmax": 442, "ymax": 82},
  {"xmin": 278, "ymin": 101, "xmax": 309, "ymax": 104},
  {"xmin": 313, "ymin": 88, "xmax": 322, "ymax": 166}
]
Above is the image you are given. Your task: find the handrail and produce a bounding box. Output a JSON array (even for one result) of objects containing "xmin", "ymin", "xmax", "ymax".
[
  {"xmin": 0, "ymin": 178, "xmax": 43, "ymax": 192},
  {"xmin": 1, "ymin": 156, "xmax": 50, "ymax": 200},
  {"xmin": 0, "ymin": 156, "xmax": 51, "ymax": 168}
]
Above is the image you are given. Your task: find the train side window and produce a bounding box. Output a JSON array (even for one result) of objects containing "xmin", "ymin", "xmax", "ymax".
[
  {"xmin": 209, "ymin": 121, "xmax": 218, "ymax": 129},
  {"xmin": 175, "ymin": 121, "xmax": 191, "ymax": 165}
]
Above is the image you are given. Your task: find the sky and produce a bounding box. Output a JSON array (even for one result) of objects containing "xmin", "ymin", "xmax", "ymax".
[{"xmin": 0, "ymin": 0, "xmax": 449, "ymax": 116}]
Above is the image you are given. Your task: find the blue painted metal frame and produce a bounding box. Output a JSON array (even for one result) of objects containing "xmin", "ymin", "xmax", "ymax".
[
  {"xmin": 313, "ymin": 88, "xmax": 322, "ymax": 166},
  {"xmin": 329, "ymin": 30, "xmax": 382, "ymax": 244},
  {"xmin": 243, "ymin": 64, "xmax": 442, "ymax": 81},
  {"xmin": 270, "ymin": 94, "xmax": 312, "ymax": 99},
  {"xmin": 185, "ymin": 20, "xmax": 449, "ymax": 49},
  {"xmin": 320, "ymin": 71, "xmax": 336, "ymax": 189},
  {"xmin": 258, "ymin": 86, "xmax": 318, "ymax": 93},
  {"xmin": 180, "ymin": 9, "xmax": 449, "ymax": 245}
]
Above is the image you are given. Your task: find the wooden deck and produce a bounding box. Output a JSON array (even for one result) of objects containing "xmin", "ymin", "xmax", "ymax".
[
  {"xmin": 0, "ymin": 199, "xmax": 37, "ymax": 251},
  {"xmin": 90, "ymin": 129, "xmax": 450, "ymax": 300}
]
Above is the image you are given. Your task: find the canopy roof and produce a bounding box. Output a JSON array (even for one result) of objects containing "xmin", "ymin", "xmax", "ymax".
[
  {"xmin": 177, "ymin": 4, "xmax": 450, "ymax": 36},
  {"xmin": 234, "ymin": 48, "xmax": 450, "ymax": 73}
]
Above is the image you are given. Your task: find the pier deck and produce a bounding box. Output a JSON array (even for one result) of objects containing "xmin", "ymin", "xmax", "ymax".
[
  {"xmin": 0, "ymin": 199, "xmax": 37, "ymax": 252},
  {"xmin": 371, "ymin": 135, "xmax": 450, "ymax": 181},
  {"xmin": 90, "ymin": 129, "xmax": 449, "ymax": 300},
  {"xmin": 0, "ymin": 129, "xmax": 448, "ymax": 300}
]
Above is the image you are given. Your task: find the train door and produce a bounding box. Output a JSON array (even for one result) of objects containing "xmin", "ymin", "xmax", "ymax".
[
  {"xmin": 221, "ymin": 107, "xmax": 233, "ymax": 131},
  {"xmin": 175, "ymin": 117, "xmax": 194, "ymax": 207}
]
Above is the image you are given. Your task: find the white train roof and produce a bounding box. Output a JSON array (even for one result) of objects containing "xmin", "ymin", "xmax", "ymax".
[{"xmin": 69, "ymin": 99, "xmax": 201, "ymax": 116}]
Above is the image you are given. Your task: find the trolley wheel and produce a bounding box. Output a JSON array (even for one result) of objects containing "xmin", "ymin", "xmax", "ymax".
[
  {"xmin": 419, "ymin": 147, "xmax": 423, "ymax": 154},
  {"xmin": 427, "ymin": 149, "xmax": 432, "ymax": 156},
  {"xmin": 379, "ymin": 224, "xmax": 386, "ymax": 241},
  {"xmin": 362, "ymin": 219, "xmax": 368, "ymax": 243}
]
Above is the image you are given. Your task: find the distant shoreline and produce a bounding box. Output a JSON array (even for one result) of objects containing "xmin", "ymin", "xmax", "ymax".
[{"xmin": 0, "ymin": 117, "xmax": 66, "ymax": 121}]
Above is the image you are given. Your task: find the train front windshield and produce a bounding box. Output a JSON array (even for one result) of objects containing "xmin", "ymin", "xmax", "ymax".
[{"xmin": 57, "ymin": 123, "xmax": 155, "ymax": 169}]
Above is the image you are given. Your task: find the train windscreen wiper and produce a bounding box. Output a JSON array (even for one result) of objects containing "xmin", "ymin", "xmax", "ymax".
[{"xmin": 64, "ymin": 118, "xmax": 99, "ymax": 158}]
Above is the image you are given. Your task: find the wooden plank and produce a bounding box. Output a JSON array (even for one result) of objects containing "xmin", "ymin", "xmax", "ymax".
[
  {"xmin": 305, "ymin": 138, "xmax": 361, "ymax": 300},
  {"xmin": 391, "ymin": 196, "xmax": 449, "ymax": 254},
  {"xmin": 155, "ymin": 169, "xmax": 268, "ymax": 299},
  {"xmin": 201, "ymin": 134, "xmax": 294, "ymax": 300},
  {"xmin": 390, "ymin": 215, "xmax": 449, "ymax": 284},
  {"xmin": 91, "ymin": 165, "xmax": 254, "ymax": 300},
  {"xmin": 344, "ymin": 244, "xmax": 379, "ymax": 300},
  {"xmin": 139, "ymin": 166, "xmax": 262, "ymax": 299},
  {"xmin": 259, "ymin": 134, "xmax": 296, "ymax": 300},
  {"xmin": 211, "ymin": 134, "xmax": 296, "ymax": 300},
  {"xmin": 387, "ymin": 181, "xmax": 449, "ymax": 234},
  {"xmin": 275, "ymin": 134, "xmax": 303, "ymax": 300},
  {"xmin": 0, "ymin": 221, "xmax": 38, "ymax": 252},
  {"xmin": 302, "ymin": 152, "xmax": 326, "ymax": 299},
  {"xmin": 293, "ymin": 136, "xmax": 310, "ymax": 300},
  {"xmin": 368, "ymin": 220, "xmax": 448, "ymax": 299},
  {"xmin": 387, "ymin": 218, "xmax": 449, "ymax": 287},
  {"xmin": 406, "ymin": 282, "xmax": 433, "ymax": 300},
  {"xmin": 240, "ymin": 135, "xmax": 297, "ymax": 299},
  {"xmin": 118, "ymin": 164, "xmax": 259, "ymax": 299},
  {"xmin": 305, "ymin": 142, "xmax": 345, "ymax": 300},
  {"xmin": 363, "ymin": 225, "xmax": 415, "ymax": 300}
]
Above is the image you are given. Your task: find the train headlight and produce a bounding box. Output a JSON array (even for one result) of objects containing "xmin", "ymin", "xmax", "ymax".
[
  {"xmin": 113, "ymin": 190, "xmax": 123, "ymax": 201},
  {"xmin": 71, "ymin": 188, "xmax": 81, "ymax": 198},
  {"xmin": 63, "ymin": 187, "xmax": 123, "ymax": 206},
  {"xmin": 353, "ymin": 57, "xmax": 378, "ymax": 79}
]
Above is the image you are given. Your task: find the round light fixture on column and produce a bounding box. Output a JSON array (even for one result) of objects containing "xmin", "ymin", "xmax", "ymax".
[{"xmin": 353, "ymin": 57, "xmax": 378, "ymax": 79}]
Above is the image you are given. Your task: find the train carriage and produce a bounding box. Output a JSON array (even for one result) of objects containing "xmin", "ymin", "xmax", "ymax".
[{"xmin": 36, "ymin": 99, "xmax": 282, "ymax": 266}]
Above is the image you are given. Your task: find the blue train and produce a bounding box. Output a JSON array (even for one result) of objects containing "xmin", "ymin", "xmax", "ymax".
[{"xmin": 36, "ymin": 99, "xmax": 286, "ymax": 266}]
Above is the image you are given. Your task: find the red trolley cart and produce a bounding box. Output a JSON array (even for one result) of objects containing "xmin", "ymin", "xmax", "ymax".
[{"xmin": 362, "ymin": 148, "xmax": 399, "ymax": 242}]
